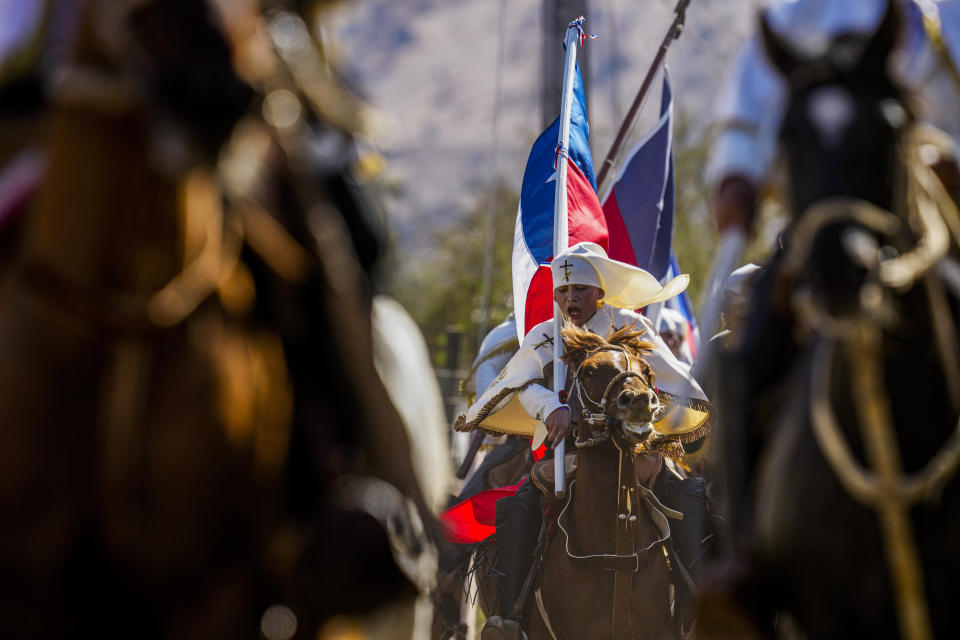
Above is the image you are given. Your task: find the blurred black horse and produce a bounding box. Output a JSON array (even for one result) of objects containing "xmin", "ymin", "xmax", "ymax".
[{"xmin": 706, "ymin": 3, "xmax": 960, "ymax": 638}]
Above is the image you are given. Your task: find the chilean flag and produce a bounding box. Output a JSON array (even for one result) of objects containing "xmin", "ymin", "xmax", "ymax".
[
  {"xmin": 600, "ymin": 71, "xmax": 699, "ymax": 355},
  {"xmin": 512, "ymin": 63, "xmax": 608, "ymax": 340}
]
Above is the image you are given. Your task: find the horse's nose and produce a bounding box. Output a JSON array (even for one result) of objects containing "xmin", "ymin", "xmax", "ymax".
[
  {"xmin": 617, "ymin": 389, "xmax": 660, "ymax": 413},
  {"xmin": 617, "ymin": 390, "xmax": 638, "ymax": 409},
  {"xmin": 646, "ymin": 390, "xmax": 659, "ymax": 411},
  {"xmin": 618, "ymin": 389, "xmax": 657, "ymax": 411}
]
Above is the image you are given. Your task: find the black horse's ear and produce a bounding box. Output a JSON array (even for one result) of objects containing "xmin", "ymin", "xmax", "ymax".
[
  {"xmin": 858, "ymin": 0, "xmax": 902, "ymax": 74},
  {"xmin": 760, "ymin": 10, "xmax": 802, "ymax": 79}
]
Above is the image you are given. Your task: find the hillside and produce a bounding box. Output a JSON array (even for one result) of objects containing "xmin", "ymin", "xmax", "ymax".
[{"xmin": 327, "ymin": 0, "xmax": 762, "ymax": 254}]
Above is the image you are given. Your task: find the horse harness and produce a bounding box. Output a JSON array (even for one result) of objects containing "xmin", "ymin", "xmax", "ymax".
[
  {"xmin": 550, "ymin": 344, "xmax": 682, "ymax": 640},
  {"xmin": 571, "ymin": 345, "xmax": 654, "ymax": 449},
  {"xmin": 788, "ymin": 127, "xmax": 960, "ymax": 640}
]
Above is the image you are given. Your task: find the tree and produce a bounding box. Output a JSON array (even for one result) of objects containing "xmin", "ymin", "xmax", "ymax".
[
  {"xmin": 671, "ymin": 108, "xmax": 783, "ymax": 309},
  {"xmin": 386, "ymin": 180, "xmax": 519, "ymax": 369}
]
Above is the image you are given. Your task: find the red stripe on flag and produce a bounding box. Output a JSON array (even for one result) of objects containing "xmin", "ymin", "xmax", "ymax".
[
  {"xmin": 524, "ymin": 266, "xmax": 554, "ymax": 336},
  {"xmin": 522, "ymin": 162, "xmax": 609, "ymax": 337},
  {"xmin": 601, "ymin": 190, "xmax": 638, "ymax": 265},
  {"xmin": 566, "ymin": 161, "xmax": 608, "ymax": 254},
  {"xmin": 684, "ymin": 320, "xmax": 698, "ymax": 359}
]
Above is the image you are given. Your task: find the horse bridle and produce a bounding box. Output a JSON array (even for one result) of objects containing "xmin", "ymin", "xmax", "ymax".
[{"xmin": 571, "ymin": 346, "xmax": 655, "ymax": 449}]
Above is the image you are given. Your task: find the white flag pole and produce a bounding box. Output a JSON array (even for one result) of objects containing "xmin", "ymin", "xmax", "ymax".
[{"xmin": 552, "ymin": 19, "xmax": 581, "ymax": 500}]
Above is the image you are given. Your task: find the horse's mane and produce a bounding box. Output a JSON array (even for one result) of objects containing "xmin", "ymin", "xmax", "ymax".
[{"xmin": 561, "ymin": 322, "xmax": 653, "ymax": 369}]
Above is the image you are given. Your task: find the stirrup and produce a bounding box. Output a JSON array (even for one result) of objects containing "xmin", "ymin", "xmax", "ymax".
[{"xmin": 480, "ymin": 615, "xmax": 528, "ymax": 640}]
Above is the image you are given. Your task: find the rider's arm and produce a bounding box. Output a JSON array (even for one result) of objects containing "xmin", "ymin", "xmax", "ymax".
[
  {"xmin": 512, "ymin": 328, "xmax": 567, "ymax": 430},
  {"xmin": 705, "ymin": 34, "xmax": 786, "ymax": 235},
  {"xmin": 517, "ymin": 380, "xmax": 564, "ymax": 425}
]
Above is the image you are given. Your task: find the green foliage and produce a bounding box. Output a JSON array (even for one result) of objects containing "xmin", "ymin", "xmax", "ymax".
[
  {"xmin": 670, "ymin": 110, "xmax": 715, "ymax": 306},
  {"xmin": 387, "ymin": 180, "xmax": 519, "ymax": 368},
  {"xmin": 670, "ymin": 110, "xmax": 781, "ymax": 311}
]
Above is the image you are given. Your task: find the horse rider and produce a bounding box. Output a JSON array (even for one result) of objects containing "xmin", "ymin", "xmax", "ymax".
[
  {"xmin": 707, "ymin": 0, "xmax": 960, "ymax": 536},
  {"xmin": 456, "ymin": 242, "xmax": 714, "ymax": 640},
  {"xmin": 469, "ymin": 312, "xmax": 520, "ymax": 401},
  {"xmin": 455, "ymin": 312, "xmax": 527, "ymax": 503},
  {"xmin": 655, "ymin": 307, "xmax": 694, "ymax": 365},
  {"xmin": 710, "ymin": 263, "xmax": 762, "ymax": 351}
]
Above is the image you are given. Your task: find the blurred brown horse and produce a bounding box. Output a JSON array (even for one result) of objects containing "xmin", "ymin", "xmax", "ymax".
[{"xmin": 0, "ymin": 1, "xmax": 435, "ymax": 638}]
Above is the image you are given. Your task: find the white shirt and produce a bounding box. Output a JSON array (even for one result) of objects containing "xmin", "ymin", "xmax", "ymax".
[
  {"xmin": 455, "ymin": 303, "xmax": 708, "ymax": 449},
  {"xmin": 706, "ymin": 0, "xmax": 960, "ymax": 188},
  {"xmin": 516, "ymin": 304, "xmax": 705, "ymax": 424}
]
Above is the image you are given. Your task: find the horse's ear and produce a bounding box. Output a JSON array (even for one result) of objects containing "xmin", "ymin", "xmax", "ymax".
[
  {"xmin": 857, "ymin": 0, "xmax": 902, "ymax": 75},
  {"xmin": 760, "ymin": 10, "xmax": 801, "ymax": 79}
]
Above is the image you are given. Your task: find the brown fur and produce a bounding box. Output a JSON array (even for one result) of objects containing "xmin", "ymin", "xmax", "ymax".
[
  {"xmin": 0, "ymin": 3, "xmax": 431, "ymax": 638},
  {"xmin": 532, "ymin": 448, "xmax": 674, "ymax": 639},
  {"xmin": 560, "ymin": 322, "xmax": 653, "ymax": 370}
]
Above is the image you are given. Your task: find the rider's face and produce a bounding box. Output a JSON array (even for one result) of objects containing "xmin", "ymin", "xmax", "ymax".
[{"xmin": 554, "ymin": 285, "xmax": 603, "ymax": 326}]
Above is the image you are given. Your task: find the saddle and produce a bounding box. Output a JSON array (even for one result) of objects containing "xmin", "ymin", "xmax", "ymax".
[
  {"xmin": 529, "ymin": 452, "xmax": 663, "ymax": 496},
  {"xmin": 530, "ymin": 453, "xmax": 578, "ymax": 496}
]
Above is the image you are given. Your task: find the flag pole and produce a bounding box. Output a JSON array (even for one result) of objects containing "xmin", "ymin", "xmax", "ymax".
[
  {"xmin": 552, "ymin": 19, "xmax": 582, "ymax": 500},
  {"xmin": 596, "ymin": 0, "xmax": 690, "ymax": 196}
]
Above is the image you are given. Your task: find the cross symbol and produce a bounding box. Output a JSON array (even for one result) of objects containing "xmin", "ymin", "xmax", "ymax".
[
  {"xmin": 560, "ymin": 259, "xmax": 574, "ymax": 282},
  {"xmin": 534, "ymin": 333, "xmax": 555, "ymax": 350}
]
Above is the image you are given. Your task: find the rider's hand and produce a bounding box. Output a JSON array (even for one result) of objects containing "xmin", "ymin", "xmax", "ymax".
[
  {"xmin": 712, "ymin": 175, "xmax": 757, "ymax": 236},
  {"xmin": 545, "ymin": 407, "xmax": 572, "ymax": 449}
]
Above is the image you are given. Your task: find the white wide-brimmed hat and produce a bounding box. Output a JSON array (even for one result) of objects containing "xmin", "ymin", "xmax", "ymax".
[{"xmin": 550, "ymin": 242, "xmax": 689, "ymax": 309}]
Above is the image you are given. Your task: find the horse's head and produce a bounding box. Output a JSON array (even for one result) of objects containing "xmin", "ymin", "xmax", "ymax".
[
  {"xmin": 762, "ymin": 0, "xmax": 914, "ymax": 218},
  {"xmin": 562, "ymin": 324, "xmax": 659, "ymax": 450},
  {"xmin": 759, "ymin": 2, "xmax": 955, "ymax": 324}
]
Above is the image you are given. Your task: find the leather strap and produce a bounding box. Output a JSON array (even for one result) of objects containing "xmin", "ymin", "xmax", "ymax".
[{"xmin": 612, "ymin": 448, "xmax": 638, "ymax": 640}]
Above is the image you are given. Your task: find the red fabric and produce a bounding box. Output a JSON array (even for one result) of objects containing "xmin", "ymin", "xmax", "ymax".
[
  {"xmin": 440, "ymin": 444, "xmax": 548, "ymax": 544},
  {"xmin": 601, "ymin": 190, "xmax": 639, "ymax": 265},
  {"xmin": 522, "ymin": 162, "xmax": 609, "ymax": 337},
  {"xmin": 566, "ymin": 161, "xmax": 608, "ymax": 255},
  {"xmin": 523, "ymin": 266, "xmax": 554, "ymax": 337},
  {"xmin": 441, "ymin": 482, "xmax": 523, "ymax": 544}
]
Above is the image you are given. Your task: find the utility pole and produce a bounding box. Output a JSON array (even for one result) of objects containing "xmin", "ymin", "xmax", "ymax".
[{"xmin": 542, "ymin": 0, "xmax": 590, "ymax": 128}]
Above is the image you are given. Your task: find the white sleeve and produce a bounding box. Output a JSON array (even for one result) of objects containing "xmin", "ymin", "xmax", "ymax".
[
  {"xmin": 705, "ymin": 35, "xmax": 787, "ymax": 189},
  {"xmin": 518, "ymin": 383, "xmax": 564, "ymax": 424},
  {"xmin": 510, "ymin": 330, "xmax": 565, "ymax": 424}
]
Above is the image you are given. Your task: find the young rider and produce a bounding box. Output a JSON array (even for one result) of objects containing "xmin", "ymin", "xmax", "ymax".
[{"xmin": 457, "ymin": 242, "xmax": 712, "ymax": 640}]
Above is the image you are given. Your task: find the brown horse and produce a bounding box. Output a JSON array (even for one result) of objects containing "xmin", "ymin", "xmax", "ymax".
[
  {"xmin": 0, "ymin": 2, "xmax": 435, "ymax": 638},
  {"xmin": 434, "ymin": 325, "xmax": 701, "ymax": 639},
  {"xmin": 528, "ymin": 325, "xmax": 679, "ymax": 640}
]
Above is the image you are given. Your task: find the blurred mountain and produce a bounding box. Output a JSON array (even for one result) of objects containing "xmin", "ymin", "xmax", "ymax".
[{"xmin": 326, "ymin": 0, "xmax": 762, "ymax": 259}]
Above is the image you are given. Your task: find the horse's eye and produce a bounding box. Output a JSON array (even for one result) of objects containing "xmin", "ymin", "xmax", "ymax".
[{"xmin": 582, "ymin": 365, "xmax": 596, "ymax": 377}]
